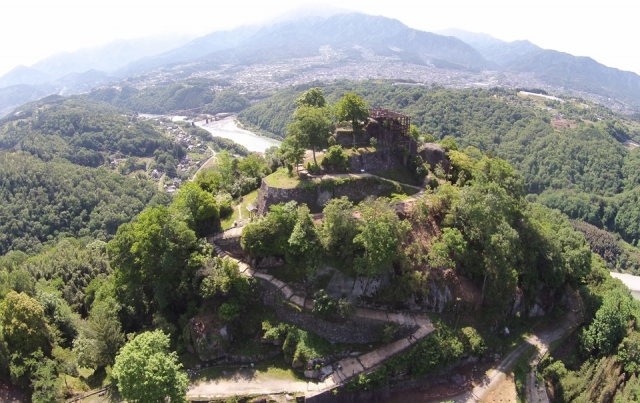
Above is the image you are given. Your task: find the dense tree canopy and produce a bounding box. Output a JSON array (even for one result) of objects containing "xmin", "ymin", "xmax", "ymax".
[
  {"xmin": 353, "ymin": 197, "xmax": 410, "ymax": 277},
  {"xmin": 109, "ymin": 205, "xmax": 199, "ymax": 320},
  {"xmin": 0, "ymin": 97, "xmax": 182, "ymax": 167},
  {"xmin": 0, "ymin": 152, "xmax": 161, "ymax": 255},
  {"xmin": 296, "ymin": 87, "xmax": 327, "ymax": 108},
  {"xmin": 87, "ymin": 79, "xmax": 217, "ymax": 114}
]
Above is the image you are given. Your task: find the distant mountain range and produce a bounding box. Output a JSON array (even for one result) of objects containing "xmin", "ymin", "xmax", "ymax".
[
  {"xmin": 437, "ymin": 28, "xmax": 541, "ymax": 66},
  {"xmin": 118, "ymin": 13, "xmax": 490, "ymax": 76},
  {"xmin": 2, "ymin": 11, "xmax": 640, "ymax": 116}
]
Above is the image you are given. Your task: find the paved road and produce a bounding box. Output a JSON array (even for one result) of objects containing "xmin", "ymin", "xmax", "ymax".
[{"xmin": 189, "ymin": 145, "xmax": 216, "ymax": 181}]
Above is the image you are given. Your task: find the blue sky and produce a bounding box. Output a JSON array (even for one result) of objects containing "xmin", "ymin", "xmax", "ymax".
[{"xmin": 2, "ymin": 0, "xmax": 639, "ymax": 76}]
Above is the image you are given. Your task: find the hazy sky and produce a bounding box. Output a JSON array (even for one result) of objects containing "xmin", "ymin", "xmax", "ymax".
[{"xmin": 2, "ymin": 0, "xmax": 639, "ymax": 76}]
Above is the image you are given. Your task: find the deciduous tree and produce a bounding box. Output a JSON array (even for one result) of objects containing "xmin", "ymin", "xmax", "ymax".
[
  {"xmin": 335, "ymin": 93, "xmax": 369, "ymax": 145},
  {"xmin": 353, "ymin": 198, "xmax": 410, "ymax": 278},
  {"xmin": 112, "ymin": 330, "xmax": 187, "ymax": 403},
  {"xmin": 296, "ymin": 87, "xmax": 327, "ymax": 108},
  {"xmin": 291, "ymin": 106, "xmax": 331, "ymax": 166}
]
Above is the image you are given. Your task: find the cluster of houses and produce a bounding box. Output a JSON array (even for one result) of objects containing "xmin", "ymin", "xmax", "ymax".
[{"xmin": 164, "ymin": 177, "xmax": 183, "ymax": 193}]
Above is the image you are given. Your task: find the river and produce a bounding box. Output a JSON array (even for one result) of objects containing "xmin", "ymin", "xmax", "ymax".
[
  {"xmin": 196, "ymin": 116, "xmax": 281, "ymax": 153},
  {"xmin": 610, "ymin": 272, "xmax": 640, "ymax": 300}
]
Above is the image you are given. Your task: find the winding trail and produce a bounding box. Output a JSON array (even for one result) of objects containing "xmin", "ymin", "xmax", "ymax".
[
  {"xmin": 441, "ymin": 292, "xmax": 582, "ymax": 403},
  {"xmin": 189, "ymin": 244, "xmax": 435, "ymax": 399}
]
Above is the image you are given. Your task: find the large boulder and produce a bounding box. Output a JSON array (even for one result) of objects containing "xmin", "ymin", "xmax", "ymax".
[
  {"xmin": 184, "ymin": 316, "xmax": 231, "ymax": 361},
  {"xmin": 418, "ymin": 143, "xmax": 450, "ymax": 172}
]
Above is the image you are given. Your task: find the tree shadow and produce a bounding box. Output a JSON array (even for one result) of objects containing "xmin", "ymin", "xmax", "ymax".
[{"xmin": 82, "ymin": 367, "xmax": 108, "ymax": 390}]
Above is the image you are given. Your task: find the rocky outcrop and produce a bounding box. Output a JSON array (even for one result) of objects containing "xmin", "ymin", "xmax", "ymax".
[{"xmin": 418, "ymin": 143, "xmax": 450, "ymax": 172}]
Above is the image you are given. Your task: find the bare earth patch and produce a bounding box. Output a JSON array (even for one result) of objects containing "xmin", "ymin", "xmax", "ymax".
[{"xmin": 482, "ymin": 374, "xmax": 517, "ymax": 403}]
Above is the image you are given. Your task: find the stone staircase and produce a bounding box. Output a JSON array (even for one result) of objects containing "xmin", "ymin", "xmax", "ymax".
[{"xmin": 209, "ymin": 240, "xmax": 436, "ymax": 395}]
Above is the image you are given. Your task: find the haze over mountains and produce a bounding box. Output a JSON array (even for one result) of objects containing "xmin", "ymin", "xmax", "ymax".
[{"xmin": 1, "ymin": 11, "xmax": 639, "ymax": 116}]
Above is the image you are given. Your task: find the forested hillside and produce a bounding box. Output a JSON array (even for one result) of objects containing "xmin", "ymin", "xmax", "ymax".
[
  {"xmin": 0, "ymin": 152, "xmax": 164, "ymax": 255},
  {"xmin": 86, "ymin": 79, "xmax": 216, "ymax": 114},
  {"xmin": 0, "ymin": 96, "xmax": 183, "ymax": 167},
  {"xmin": 85, "ymin": 80, "xmax": 253, "ymax": 115},
  {"xmin": 3, "ymin": 81, "xmax": 640, "ymax": 402}
]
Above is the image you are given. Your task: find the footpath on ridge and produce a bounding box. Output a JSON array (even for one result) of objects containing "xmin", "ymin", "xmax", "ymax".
[{"xmin": 191, "ymin": 243, "xmax": 436, "ymax": 399}]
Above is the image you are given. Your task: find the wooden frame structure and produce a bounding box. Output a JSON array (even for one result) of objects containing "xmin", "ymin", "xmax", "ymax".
[{"xmin": 368, "ymin": 108, "xmax": 411, "ymax": 137}]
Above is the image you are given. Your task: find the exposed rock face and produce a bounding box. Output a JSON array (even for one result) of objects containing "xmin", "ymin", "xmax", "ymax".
[
  {"xmin": 365, "ymin": 120, "xmax": 389, "ymax": 145},
  {"xmin": 425, "ymin": 283, "xmax": 454, "ymax": 313},
  {"xmin": 184, "ymin": 317, "xmax": 231, "ymax": 361},
  {"xmin": 419, "ymin": 143, "xmax": 451, "ymax": 172}
]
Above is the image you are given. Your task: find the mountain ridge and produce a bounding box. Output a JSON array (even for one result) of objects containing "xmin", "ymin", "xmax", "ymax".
[{"xmin": 2, "ymin": 11, "xmax": 640, "ymax": 114}]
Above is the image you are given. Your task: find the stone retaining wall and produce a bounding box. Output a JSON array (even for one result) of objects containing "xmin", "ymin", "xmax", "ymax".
[
  {"xmin": 255, "ymin": 176, "xmax": 401, "ymax": 216},
  {"xmin": 348, "ymin": 149, "xmax": 403, "ymax": 173},
  {"xmin": 260, "ymin": 280, "xmax": 397, "ymax": 344}
]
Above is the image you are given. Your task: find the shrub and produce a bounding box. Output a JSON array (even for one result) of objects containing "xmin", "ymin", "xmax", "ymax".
[
  {"xmin": 381, "ymin": 323, "xmax": 398, "ymax": 343},
  {"xmin": 306, "ymin": 162, "xmax": 321, "ymax": 175},
  {"xmin": 460, "ymin": 327, "xmax": 486, "ymax": 356},
  {"xmin": 321, "ymin": 145, "xmax": 349, "ymax": 173},
  {"xmin": 337, "ymin": 298, "xmax": 355, "ymax": 319},
  {"xmin": 312, "ymin": 290, "xmax": 337, "ymax": 318}
]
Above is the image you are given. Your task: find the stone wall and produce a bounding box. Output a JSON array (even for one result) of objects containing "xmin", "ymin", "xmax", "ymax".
[
  {"xmin": 256, "ymin": 176, "xmax": 401, "ymax": 216},
  {"xmin": 334, "ymin": 130, "xmax": 370, "ymax": 147},
  {"xmin": 255, "ymin": 179, "xmax": 315, "ymax": 216},
  {"xmin": 259, "ymin": 280, "xmax": 415, "ymax": 344},
  {"xmin": 349, "ymin": 149, "xmax": 403, "ymax": 172}
]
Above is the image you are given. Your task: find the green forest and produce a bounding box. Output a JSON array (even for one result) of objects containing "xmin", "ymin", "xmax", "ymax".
[
  {"xmin": 86, "ymin": 79, "xmax": 251, "ymax": 115},
  {"xmin": 2, "ymin": 80, "xmax": 640, "ymax": 402}
]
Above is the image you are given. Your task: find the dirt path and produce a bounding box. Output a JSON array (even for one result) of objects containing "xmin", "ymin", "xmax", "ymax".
[
  {"xmin": 440, "ymin": 294, "xmax": 582, "ymax": 403},
  {"xmin": 188, "ymin": 369, "xmax": 308, "ymax": 399}
]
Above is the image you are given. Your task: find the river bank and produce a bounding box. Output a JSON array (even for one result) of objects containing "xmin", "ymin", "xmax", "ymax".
[{"xmin": 196, "ymin": 115, "xmax": 281, "ymax": 153}]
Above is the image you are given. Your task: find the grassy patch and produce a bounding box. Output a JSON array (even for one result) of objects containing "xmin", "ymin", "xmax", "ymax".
[
  {"xmin": 264, "ymin": 168, "xmax": 310, "ymax": 189},
  {"xmin": 221, "ymin": 189, "xmax": 259, "ymax": 230},
  {"xmin": 372, "ymin": 166, "xmax": 421, "ymax": 186},
  {"xmin": 191, "ymin": 357, "xmax": 307, "ymax": 383},
  {"xmin": 513, "ymin": 346, "xmax": 535, "ymax": 403}
]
